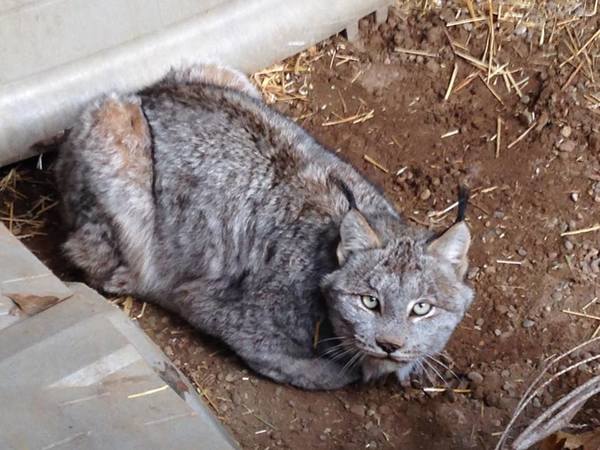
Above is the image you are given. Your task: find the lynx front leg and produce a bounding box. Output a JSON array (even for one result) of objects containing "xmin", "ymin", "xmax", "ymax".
[
  {"xmin": 171, "ymin": 282, "xmax": 359, "ymax": 390},
  {"xmin": 62, "ymin": 222, "xmax": 135, "ymax": 295},
  {"xmin": 242, "ymin": 351, "xmax": 360, "ymax": 390}
]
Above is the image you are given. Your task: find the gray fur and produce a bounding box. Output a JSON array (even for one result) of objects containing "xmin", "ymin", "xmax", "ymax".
[{"xmin": 54, "ymin": 64, "xmax": 474, "ymax": 390}]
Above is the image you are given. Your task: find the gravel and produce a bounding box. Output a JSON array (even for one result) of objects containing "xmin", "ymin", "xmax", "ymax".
[
  {"xmin": 350, "ymin": 404, "xmax": 366, "ymax": 417},
  {"xmin": 522, "ymin": 319, "xmax": 536, "ymax": 328},
  {"xmin": 467, "ymin": 371, "xmax": 484, "ymax": 384},
  {"xmin": 559, "ymin": 140, "xmax": 577, "ymax": 152}
]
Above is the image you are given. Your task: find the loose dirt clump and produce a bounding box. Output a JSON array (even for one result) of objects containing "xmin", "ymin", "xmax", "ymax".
[{"xmin": 1, "ymin": 3, "xmax": 599, "ymax": 449}]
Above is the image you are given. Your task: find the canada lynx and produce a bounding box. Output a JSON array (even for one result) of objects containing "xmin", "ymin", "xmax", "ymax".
[{"xmin": 55, "ymin": 64, "xmax": 473, "ymax": 390}]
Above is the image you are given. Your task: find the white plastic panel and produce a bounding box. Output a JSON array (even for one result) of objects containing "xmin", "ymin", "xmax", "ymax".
[
  {"xmin": 0, "ymin": 0, "xmax": 229, "ymax": 83},
  {"xmin": 0, "ymin": 0, "xmax": 393, "ymax": 167}
]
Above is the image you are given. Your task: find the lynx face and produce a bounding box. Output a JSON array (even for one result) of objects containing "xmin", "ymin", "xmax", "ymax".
[{"xmin": 322, "ymin": 210, "xmax": 473, "ymax": 382}]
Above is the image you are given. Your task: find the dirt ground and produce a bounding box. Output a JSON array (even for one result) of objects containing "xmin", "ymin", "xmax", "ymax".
[{"xmin": 2, "ymin": 5, "xmax": 600, "ymax": 449}]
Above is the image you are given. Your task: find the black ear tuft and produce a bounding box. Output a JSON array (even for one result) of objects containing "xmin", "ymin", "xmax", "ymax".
[
  {"xmin": 329, "ymin": 175, "xmax": 358, "ymax": 211},
  {"xmin": 456, "ymin": 186, "xmax": 469, "ymax": 223}
]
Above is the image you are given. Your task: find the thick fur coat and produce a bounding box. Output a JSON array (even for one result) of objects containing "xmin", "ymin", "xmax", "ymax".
[{"xmin": 55, "ymin": 65, "xmax": 473, "ymax": 390}]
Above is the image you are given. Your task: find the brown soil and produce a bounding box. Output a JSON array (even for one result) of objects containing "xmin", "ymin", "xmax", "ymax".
[{"xmin": 2, "ymin": 7, "xmax": 599, "ymax": 450}]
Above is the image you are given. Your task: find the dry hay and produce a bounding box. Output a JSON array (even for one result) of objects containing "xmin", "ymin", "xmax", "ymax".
[
  {"xmin": 252, "ymin": 50, "xmax": 316, "ymax": 104},
  {"xmin": 390, "ymin": 0, "xmax": 600, "ymax": 122},
  {"xmin": 0, "ymin": 167, "xmax": 54, "ymax": 239}
]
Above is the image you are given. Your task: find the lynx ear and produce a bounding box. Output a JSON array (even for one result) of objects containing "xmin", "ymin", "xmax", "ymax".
[
  {"xmin": 337, "ymin": 210, "xmax": 381, "ymax": 265},
  {"xmin": 427, "ymin": 221, "xmax": 471, "ymax": 278}
]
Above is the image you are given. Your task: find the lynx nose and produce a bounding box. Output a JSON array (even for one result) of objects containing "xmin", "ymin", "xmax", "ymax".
[{"xmin": 376, "ymin": 339, "xmax": 402, "ymax": 354}]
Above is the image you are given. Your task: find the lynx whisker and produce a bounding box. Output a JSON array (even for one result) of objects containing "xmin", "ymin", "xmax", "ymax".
[
  {"xmin": 320, "ymin": 341, "xmax": 350, "ymax": 356},
  {"xmin": 422, "ymin": 358, "xmax": 449, "ymax": 387},
  {"xmin": 425, "ymin": 353, "xmax": 460, "ymax": 381},
  {"xmin": 326, "ymin": 347, "xmax": 356, "ymax": 363},
  {"xmin": 317, "ymin": 336, "xmax": 347, "ymax": 344},
  {"xmin": 349, "ymin": 352, "xmax": 367, "ymax": 375},
  {"xmin": 440, "ymin": 351, "xmax": 457, "ymax": 366},
  {"xmin": 340, "ymin": 350, "xmax": 363, "ymax": 377},
  {"xmin": 416, "ymin": 359, "xmax": 436, "ymax": 385}
]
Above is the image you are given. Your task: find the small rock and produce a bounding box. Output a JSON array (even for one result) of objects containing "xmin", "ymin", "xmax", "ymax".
[
  {"xmin": 484, "ymin": 393, "xmax": 501, "ymax": 408},
  {"xmin": 517, "ymin": 247, "xmax": 528, "ymax": 257},
  {"xmin": 522, "ymin": 319, "xmax": 535, "ymax": 328},
  {"xmin": 467, "ymin": 267, "xmax": 479, "ymax": 280},
  {"xmin": 559, "ymin": 140, "xmax": 577, "ymax": 152},
  {"xmin": 499, "ymin": 397, "xmax": 513, "ymax": 410},
  {"xmin": 564, "ymin": 240, "xmax": 574, "ymax": 251},
  {"xmin": 467, "ymin": 371, "xmax": 484, "ymax": 384},
  {"xmin": 225, "ymin": 372, "xmax": 237, "ymax": 383},
  {"xmin": 494, "ymin": 329, "xmax": 502, "ymax": 336},
  {"xmin": 520, "ymin": 95, "xmax": 531, "ymax": 105},
  {"xmin": 501, "ymin": 370, "xmax": 511, "ymax": 378},
  {"xmin": 425, "ymin": 59, "xmax": 440, "ymax": 74},
  {"xmin": 420, "ymin": 188, "xmax": 432, "ymax": 201},
  {"xmin": 561, "ymin": 126, "xmax": 572, "ymax": 138},
  {"xmin": 535, "ymin": 111, "xmax": 550, "ymax": 132},
  {"xmin": 231, "ymin": 392, "xmax": 243, "ymax": 406},
  {"xmin": 271, "ymin": 432, "xmax": 282, "ymax": 442},
  {"xmin": 495, "ymin": 304, "xmax": 508, "ymax": 315},
  {"xmin": 475, "ymin": 318, "xmax": 485, "ymax": 326},
  {"xmin": 514, "ymin": 24, "xmax": 527, "ymax": 36},
  {"xmin": 445, "ymin": 389, "xmax": 457, "ymax": 403},
  {"xmin": 426, "ymin": 26, "xmax": 443, "ymax": 44},
  {"xmin": 472, "ymin": 386, "xmax": 485, "ymax": 400},
  {"xmin": 393, "ymin": 32, "xmax": 404, "ymax": 46},
  {"xmin": 570, "ymin": 192, "xmax": 579, "ymax": 202},
  {"xmin": 378, "ymin": 405, "xmax": 391, "ymax": 415},
  {"xmin": 439, "ymin": 7, "xmax": 455, "ymax": 23},
  {"xmin": 350, "ymin": 404, "xmax": 366, "ymax": 417}
]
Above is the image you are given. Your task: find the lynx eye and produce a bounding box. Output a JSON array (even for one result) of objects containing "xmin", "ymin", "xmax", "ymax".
[
  {"xmin": 361, "ymin": 295, "xmax": 379, "ymax": 311},
  {"xmin": 411, "ymin": 302, "xmax": 433, "ymax": 317}
]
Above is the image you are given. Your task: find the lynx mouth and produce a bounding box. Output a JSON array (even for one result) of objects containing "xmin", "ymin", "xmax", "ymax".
[{"xmin": 361, "ymin": 349, "xmax": 413, "ymax": 365}]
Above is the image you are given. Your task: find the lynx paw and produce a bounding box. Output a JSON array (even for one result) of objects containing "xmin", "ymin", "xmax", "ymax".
[{"xmin": 100, "ymin": 265, "xmax": 136, "ymax": 295}]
